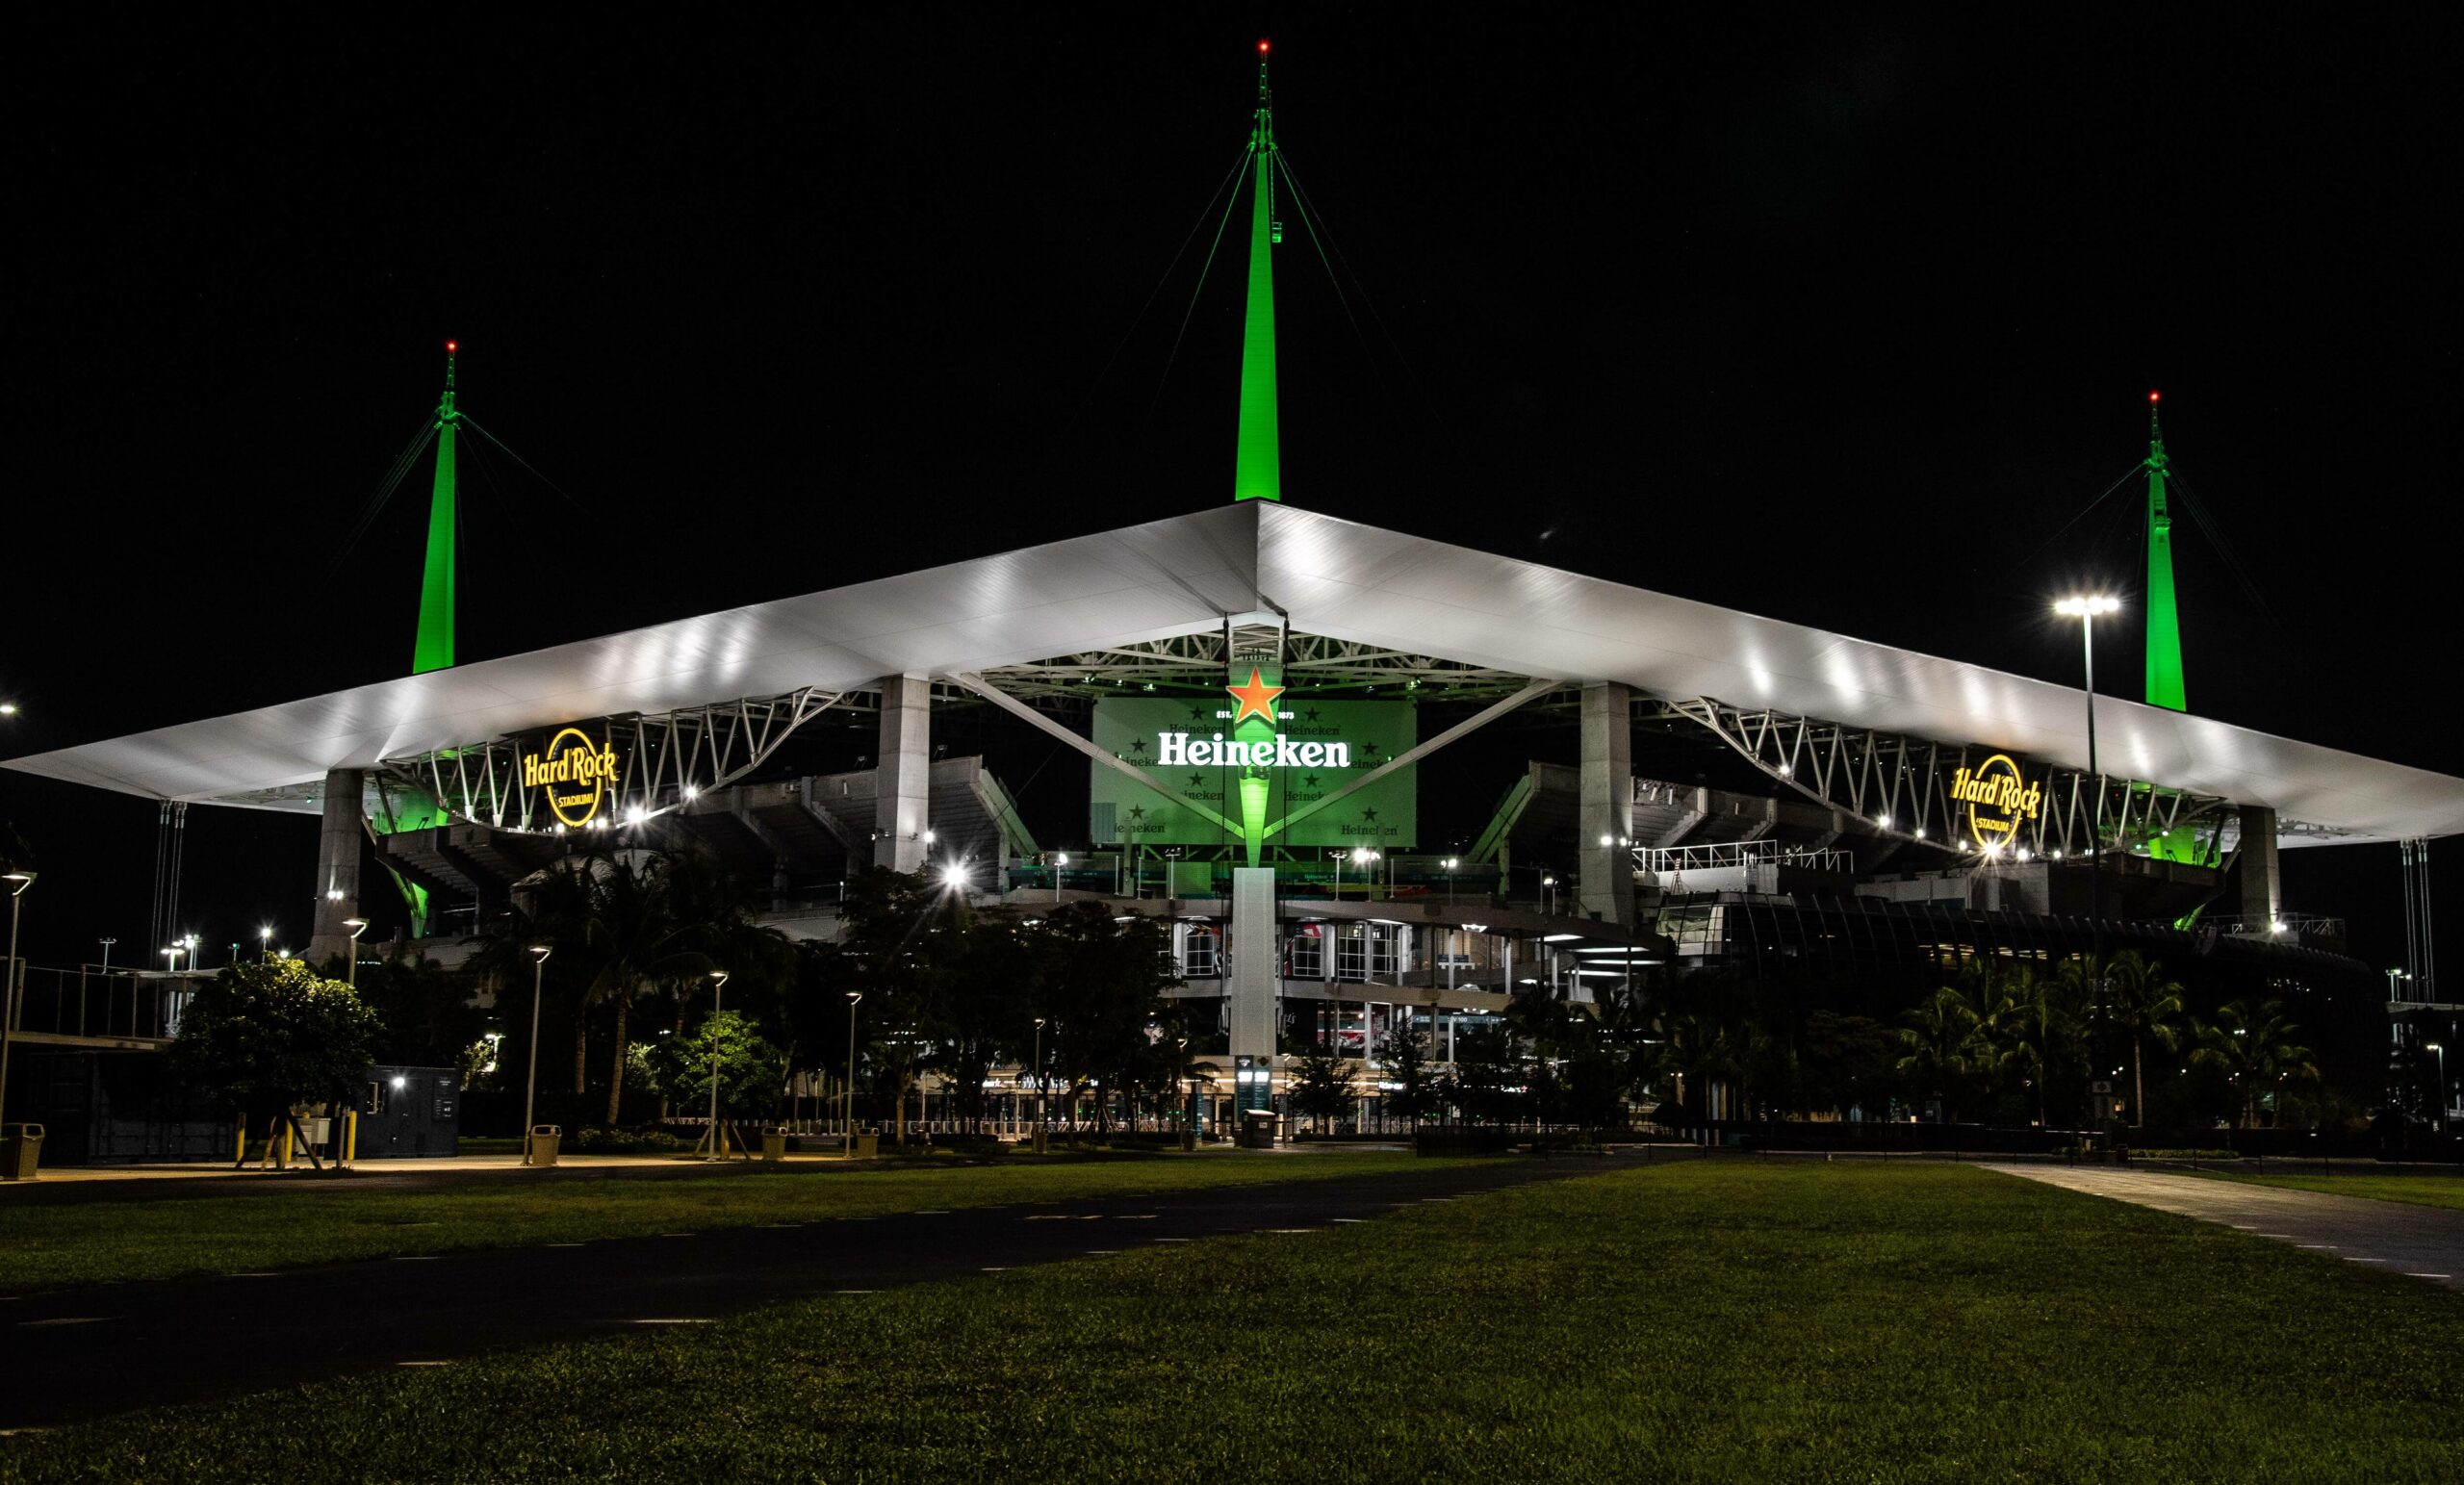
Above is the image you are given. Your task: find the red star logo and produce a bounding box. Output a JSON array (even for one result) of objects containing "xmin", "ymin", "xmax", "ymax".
[{"xmin": 1225, "ymin": 666, "xmax": 1285, "ymax": 727}]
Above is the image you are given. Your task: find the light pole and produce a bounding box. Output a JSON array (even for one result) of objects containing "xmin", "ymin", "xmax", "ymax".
[
  {"xmin": 2055, "ymin": 595, "xmax": 2121, "ymax": 1031},
  {"xmin": 523, "ymin": 945, "xmax": 551, "ymax": 1165},
  {"xmin": 2429, "ymin": 1042, "xmax": 2448, "ymax": 1132},
  {"xmin": 1444, "ymin": 857, "xmax": 1459, "ymax": 908},
  {"xmin": 1032, "ymin": 1015, "xmax": 1046, "ymax": 1149},
  {"xmin": 844, "ymin": 989, "xmax": 863, "ymax": 1158},
  {"xmin": 705, "ymin": 969, "xmax": 730, "ymax": 1160},
  {"xmin": 163, "ymin": 945, "xmax": 183, "ymax": 973},
  {"xmin": 98, "ymin": 937, "xmax": 116, "ymax": 974},
  {"xmin": 1, "ymin": 872, "xmax": 34, "ymax": 1121},
  {"xmin": 1542, "ymin": 873, "xmax": 1556, "ymax": 917},
  {"xmin": 342, "ymin": 918, "xmax": 368, "ymax": 989},
  {"xmin": 259, "ymin": 925, "xmax": 273, "ymax": 962},
  {"xmin": 1049, "ymin": 851, "xmax": 1068, "ymax": 904}
]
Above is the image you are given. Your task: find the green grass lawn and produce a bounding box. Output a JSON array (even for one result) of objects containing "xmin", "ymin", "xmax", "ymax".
[
  {"xmin": 0, "ymin": 1151, "xmax": 1457, "ymax": 1293},
  {"xmin": 2185, "ymin": 1169, "xmax": 2464, "ymax": 1214},
  {"xmin": 7, "ymin": 1163, "xmax": 2457, "ymax": 1483}
]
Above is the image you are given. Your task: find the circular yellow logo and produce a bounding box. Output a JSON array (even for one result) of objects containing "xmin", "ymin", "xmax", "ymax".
[
  {"xmin": 524, "ymin": 727, "xmax": 619, "ymax": 828},
  {"xmin": 1955, "ymin": 753, "xmax": 2041, "ymax": 850}
]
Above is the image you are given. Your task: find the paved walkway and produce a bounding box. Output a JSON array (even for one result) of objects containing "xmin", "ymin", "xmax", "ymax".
[
  {"xmin": 1993, "ymin": 1165, "xmax": 2464, "ymax": 1292},
  {"xmin": 0, "ymin": 1157, "xmax": 1600, "ymax": 1430}
]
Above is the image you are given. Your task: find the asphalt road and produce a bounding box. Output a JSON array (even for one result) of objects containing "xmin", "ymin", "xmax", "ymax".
[
  {"xmin": 0, "ymin": 1156, "xmax": 1607, "ymax": 1430},
  {"xmin": 1992, "ymin": 1165, "xmax": 2464, "ymax": 1292}
]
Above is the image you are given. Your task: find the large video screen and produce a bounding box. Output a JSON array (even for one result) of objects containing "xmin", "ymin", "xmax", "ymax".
[{"xmin": 1087, "ymin": 697, "xmax": 1415, "ymax": 850}]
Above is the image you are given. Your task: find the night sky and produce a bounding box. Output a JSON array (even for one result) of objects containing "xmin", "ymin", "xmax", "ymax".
[{"xmin": 5, "ymin": 8, "xmax": 2456, "ymax": 973}]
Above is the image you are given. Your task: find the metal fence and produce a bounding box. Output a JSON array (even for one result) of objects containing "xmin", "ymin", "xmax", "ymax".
[{"xmin": 3, "ymin": 964, "xmax": 199, "ymax": 1042}]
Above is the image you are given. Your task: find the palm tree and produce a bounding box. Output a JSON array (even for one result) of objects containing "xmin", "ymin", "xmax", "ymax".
[
  {"xmin": 2192, "ymin": 998, "xmax": 2319, "ymax": 1128},
  {"xmin": 574, "ymin": 853, "xmax": 715, "ymax": 1125},
  {"xmin": 1997, "ymin": 965, "xmax": 2080, "ymax": 1127},
  {"xmin": 1894, "ymin": 982, "xmax": 1989, "ymax": 1122},
  {"xmin": 2092, "ymin": 951, "xmax": 2187, "ymax": 1128}
]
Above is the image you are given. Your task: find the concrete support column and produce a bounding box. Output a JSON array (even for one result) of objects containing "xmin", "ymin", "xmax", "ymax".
[
  {"xmin": 1577, "ymin": 681, "xmax": 1635, "ymax": 927},
  {"xmin": 2238, "ymin": 805, "xmax": 2281, "ymax": 926},
  {"xmin": 874, "ymin": 675, "xmax": 931, "ymax": 873},
  {"xmin": 307, "ymin": 768, "xmax": 364, "ymax": 964},
  {"xmin": 1227, "ymin": 867, "xmax": 1277, "ymax": 1109}
]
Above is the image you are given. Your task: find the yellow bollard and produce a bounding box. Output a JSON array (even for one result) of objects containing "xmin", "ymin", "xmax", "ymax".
[
  {"xmin": 278, "ymin": 1119, "xmax": 295, "ymax": 1168},
  {"xmin": 234, "ymin": 1121, "xmax": 246, "ymax": 1164},
  {"xmin": 346, "ymin": 1110, "xmax": 358, "ymax": 1163}
]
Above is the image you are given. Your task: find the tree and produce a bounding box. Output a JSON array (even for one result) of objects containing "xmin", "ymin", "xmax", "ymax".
[
  {"xmin": 1034, "ymin": 900, "xmax": 1172, "ymax": 1137},
  {"xmin": 2092, "ymin": 951, "xmax": 2187, "ymax": 1128},
  {"xmin": 644, "ymin": 1009, "xmax": 787, "ymax": 1129},
  {"xmin": 1379, "ymin": 1021, "xmax": 1440, "ymax": 1128},
  {"xmin": 1894, "ymin": 982, "xmax": 1989, "ymax": 1122},
  {"xmin": 1287, "ymin": 1047, "xmax": 1357, "ymax": 1134},
  {"xmin": 167, "ymin": 959, "xmax": 381, "ymax": 1169},
  {"xmin": 2192, "ymin": 998, "xmax": 2319, "ymax": 1128}
]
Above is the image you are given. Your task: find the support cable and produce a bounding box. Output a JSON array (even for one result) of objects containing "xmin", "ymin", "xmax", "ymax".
[
  {"xmin": 462, "ymin": 418, "xmax": 580, "ymax": 508},
  {"xmin": 1271, "ymin": 152, "xmax": 1374, "ymax": 373},
  {"xmin": 1149, "ymin": 147, "xmax": 1257, "ymax": 422},
  {"xmin": 2165, "ymin": 473, "xmax": 2282, "ymax": 628},
  {"xmin": 1073, "ymin": 145, "xmax": 1253, "ymax": 422},
  {"xmin": 1275, "ymin": 154, "xmax": 1419, "ymax": 385},
  {"xmin": 2011, "ymin": 463, "xmax": 2145, "ymax": 574},
  {"xmin": 323, "ymin": 421, "xmax": 441, "ymax": 579}
]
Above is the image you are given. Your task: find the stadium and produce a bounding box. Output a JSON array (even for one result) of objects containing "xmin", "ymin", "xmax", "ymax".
[{"xmin": 5, "ymin": 48, "xmax": 2458, "ymax": 1155}]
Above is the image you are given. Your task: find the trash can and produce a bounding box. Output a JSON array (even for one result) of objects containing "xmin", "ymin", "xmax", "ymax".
[
  {"xmin": 761, "ymin": 1130, "xmax": 788, "ymax": 1163},
  {"xmin": 1031, "ymin": 1126, "xmax": 1047, "ymax": 1155},
  {"xmin": 1, "ymin": 1123, "xmax": 42, "ymax": 1181},
  {"xmin": 1240, "ymin": 1109, "xmax": 1276, "ymax": 1150},
  {"xmin": 526, "ymin": 1124, "xmax": 562, "ymax": 1167},
  {"xmin": 849, "ymin": 1133, "xmax": 879, "ymax": 1158}
]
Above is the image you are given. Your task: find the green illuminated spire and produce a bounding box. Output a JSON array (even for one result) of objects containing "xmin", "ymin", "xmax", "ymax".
[
  {"xmin": 412, "ymin": 343, "xmax": 460, "ymax": 674},
  {"xmin": 1232, "ymin": 42, "xmax": 1280, "ymax": 503},
  {"xmin": 2143, "ymin": 391, "xmax": 2185, "ymax": 712}
]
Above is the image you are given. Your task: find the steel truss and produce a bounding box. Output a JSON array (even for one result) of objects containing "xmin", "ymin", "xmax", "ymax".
[
  {"xmin": 977, "ymin": 629, "xmax": 1534, "ymax": 700},
  {"xmin": 1653, "ymin": 697, "xmax": 2239, "ymax": 861},
  {"xmin": 377, "ymin": 687, "xmax": 845, "ymax": 833}
]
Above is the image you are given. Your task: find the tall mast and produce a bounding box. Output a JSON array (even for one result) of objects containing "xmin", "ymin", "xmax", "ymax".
[
  {"xmin": 1232, "ymin": 40, "xmax": 1281, "ymax": 503},
  {"xmin": 412, "ymin": 342, "xmax": 460, "ymax": 674},
  {"xmin": 2143, "ymin": 390, "xmax": 2185, "ymax": 711}
]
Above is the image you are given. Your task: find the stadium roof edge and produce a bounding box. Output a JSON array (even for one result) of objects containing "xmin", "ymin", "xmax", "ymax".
[{"xmin": 7, "ymin": 502, "xmax": 2459, "ymax": 845}]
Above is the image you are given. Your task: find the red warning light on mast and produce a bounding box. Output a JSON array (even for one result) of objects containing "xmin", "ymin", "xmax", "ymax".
[
  {"xmin": 2148, "ymin": 389, "xmax": 2159, "ymax": 403},
  {"xmin": 1258, "ymin": 39, "xmax": 1270, "ymax": 54},
  {"xmin": 447, "ymin": 341, "xmax": 458, "ymax": 353}
]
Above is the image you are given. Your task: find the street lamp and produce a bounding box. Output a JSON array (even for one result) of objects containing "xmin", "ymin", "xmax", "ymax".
[
  {"xmin": 522, "ymin": 945, "xmax": 551, "ymax": 1165},
  {"xmin": 163, "ymin": 945, "xmax": 183, "ymax": 973},
  {"xmin": 259, "ymin": 925, "xmax": 273, "ymax": 962},
  {"xmin": 2055, "ymin": 594, "xmax": 2121, "ymax": 1008},
  {"xmin": 98, "ymin": 937, "xmax": 116, "ymax": 975},
  {"xmin": 1443, "ymin": 857, "xmax": 1459, "ymax": 908},
  {"xmin": 1, "ymin": 872, "xmax": 35, "ymax": 1122},
  {"xmin": 1051, "ymin": 851, "xmax": 1068, "ymax": 904},
  {"xmin": 342, "ymin": 918, "xmax": 368, "ymax": 989},
  {"xmin": 844, "ymin": 990, "xmax": 863, "ymax": 1158},
  {"xmin": 705, "ymin": 970, "xmax": 731, "ymax": 1160},
  {"xmin": 1541, "ymin": 873, "xmax": 1557, "ymax": 917},
  {"xmin": 1033, "ymin": 1015, "xmax": 1046, "ymax": 1149}
]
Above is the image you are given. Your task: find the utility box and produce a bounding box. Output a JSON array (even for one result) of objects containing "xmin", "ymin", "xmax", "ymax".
[
  {"xmin": 1, "ymin": 1123, "xmax": 42, "ymax": 1180},
  {"xmin": 1240, "ymin": 1109, "xmax": 1277, "ymax": 1149},
  {"xmin": 526, "ymin": 1125, "xmax": 561, "ymax": 1167}
]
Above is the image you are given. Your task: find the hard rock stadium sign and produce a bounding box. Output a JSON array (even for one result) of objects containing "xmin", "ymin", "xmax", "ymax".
[
  {"xmin": 521, "ymin": 727, "xmax": 621, "ymax": 828},
  {"xmin": 1950, "ymin": 753, "xmax": 2041, "ymax": 849}
]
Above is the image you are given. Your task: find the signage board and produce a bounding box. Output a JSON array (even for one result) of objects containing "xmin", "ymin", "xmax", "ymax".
[
  {"xmin": 1950, "ymin": 752, "xmax": 2041, "ymax": 850},
  {"xmin": 520, "ymin": 725, "xmax": 622, "ymax": 828},
  {"xmin": 1088, "ymin": 695, "xmax": 1415, "ymax": 849}
]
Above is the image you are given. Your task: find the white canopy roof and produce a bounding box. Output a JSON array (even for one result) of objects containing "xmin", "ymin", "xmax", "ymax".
[{"xmin": 9, "ymin": 502, "xmax": 2460, "ymax": 845}]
